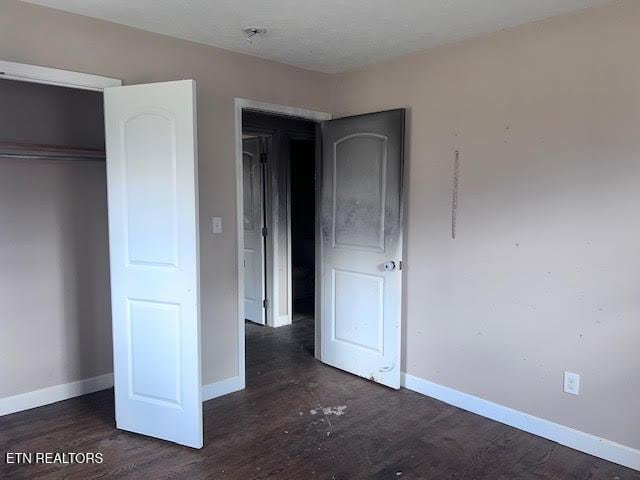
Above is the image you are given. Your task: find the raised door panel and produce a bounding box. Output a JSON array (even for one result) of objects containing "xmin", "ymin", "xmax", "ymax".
[
  {"xmin": 123, "ymin": 112, "xmax": 179, "ymax": 268},
  {"xmin": 127, "ymin": 299, "xmax": 181, "ymax": 406},
  {"xmin": 332, "ymin": 269, "xmax": 384, "ymax": 355},
  {"xmin": 333, "ymin": 134, "xmax": 387, "ymax": 251}
]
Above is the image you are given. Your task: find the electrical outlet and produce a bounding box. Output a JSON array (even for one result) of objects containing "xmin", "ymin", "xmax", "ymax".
[{"xmin": 564, "ymin": 371, "xmax": 580, "ymax": 396}]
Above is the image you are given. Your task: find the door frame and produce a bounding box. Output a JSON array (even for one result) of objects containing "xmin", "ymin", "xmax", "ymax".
[{"xmin": 234, "ymin": 98, "xmax": 331, "ymax": 375}]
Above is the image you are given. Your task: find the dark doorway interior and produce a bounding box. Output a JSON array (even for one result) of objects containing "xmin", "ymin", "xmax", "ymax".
[
  {"xmin": 242, "ymin": 110, "xmax": 317, "ymax": 355},
  {"xmin": 290, "ymin": 137, "xmax": 315, "ymax": 318}
]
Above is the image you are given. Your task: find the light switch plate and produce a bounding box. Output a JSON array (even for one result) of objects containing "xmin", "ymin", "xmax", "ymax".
[
  {"xmin": 564, "ymin": 371, "xmax": 580, "ymax": 396},
  {"xmin": 211, "ymin": 217, "xmax": 222, "ymax": 234}
]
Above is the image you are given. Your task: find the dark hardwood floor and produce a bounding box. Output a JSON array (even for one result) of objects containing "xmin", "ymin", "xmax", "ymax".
[{"xmin": 1, "ymin": 315, "xmax": 638, "ymax": 479}]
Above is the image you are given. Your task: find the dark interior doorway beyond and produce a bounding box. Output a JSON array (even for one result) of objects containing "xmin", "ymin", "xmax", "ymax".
[
  {"xmin": 242, "ymin": 109, "xmax": 317, "ymax": 329},
  {"xmin": 290, "ymin": 137, "xmax": 315, "ymax": 317},
  {"xmin": 1, "ymin": 319, "xmax": 638, "ymax": 480}
]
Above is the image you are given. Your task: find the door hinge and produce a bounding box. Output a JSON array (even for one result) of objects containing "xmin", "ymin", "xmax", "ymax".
[
  {"xmin": 260, "ymin": 152, "xmax": 267, "ymax": 164},
  {"xmin": 399, "ymin": 261, "xmax": 403, "ymax": 271},
  {"xmin": 263, "ymin": 299, "xmax": 268, "ymax": 308},
  {"xmin": 262, "ymin": 227, "xmax": 268, "ymax": 237}
]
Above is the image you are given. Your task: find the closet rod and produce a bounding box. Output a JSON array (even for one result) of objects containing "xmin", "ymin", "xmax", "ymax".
[
  {"xmin": 0, "ymin": 142, "xmax": 106, "ymax": 161},
  {"xmin": 0, "ymin": 153, "xmax": 106, "ymax": 161}
]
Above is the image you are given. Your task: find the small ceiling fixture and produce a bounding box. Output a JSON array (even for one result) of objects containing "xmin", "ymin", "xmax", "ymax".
[{"xmin": 242, "ymin": 27, "xmax": 267, "ymax": 43}]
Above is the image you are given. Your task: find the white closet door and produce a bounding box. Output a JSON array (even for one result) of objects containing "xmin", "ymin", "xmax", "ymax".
[{"xmin": 104, "ymin": 80, "xmax": 202, "ymax": 448}]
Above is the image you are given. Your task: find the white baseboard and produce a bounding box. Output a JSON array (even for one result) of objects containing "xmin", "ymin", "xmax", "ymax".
[
  {"xmin": 0, "ymin": 373, "xmax": 114, "ymax": 416},
  {"xmin": 202, "ymin": 375, "xmax": 244, "ymax": 402},
  {"xmin": 1, "ymin": 373, "xmax": 246, "ymax": 415},
  {"xmin": 272, "ymin": 315, "xmax": 292, "ymax": 328},
  {"xmin": 401, "ymin": 373, "xmax": 640, "ymax": 472}
]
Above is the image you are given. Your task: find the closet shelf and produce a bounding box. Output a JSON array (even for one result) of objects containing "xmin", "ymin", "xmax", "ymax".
[{"xmin": 0, "ymin": 142, "xmax": 106, "ymax": 161}]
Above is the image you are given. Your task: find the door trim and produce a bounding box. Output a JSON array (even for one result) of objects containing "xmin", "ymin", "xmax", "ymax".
[
  {"xmin": 0, "ymin": 60, "xmax": 121, "ymax": 91},
  {"xmin": 234, "ymin": 98, "xmax": 331, "ymax": 383}
]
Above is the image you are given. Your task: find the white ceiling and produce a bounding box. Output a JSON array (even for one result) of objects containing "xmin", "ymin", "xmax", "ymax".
[{"xmin": 22, "ymin": 0, "xmax": 609, "ymax": 73}]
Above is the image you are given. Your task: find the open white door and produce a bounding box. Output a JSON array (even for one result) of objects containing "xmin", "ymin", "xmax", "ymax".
[
  {"xmin": 320, "ymin": 109, "xmax": 404, "ymax": 389},
  {"xmin": 104, "ymin": 80, "xmax": 202, "ymax": 448},
  {"xmin": 243, "ymin": 137, "xmax": 266, "ymax": 324}
]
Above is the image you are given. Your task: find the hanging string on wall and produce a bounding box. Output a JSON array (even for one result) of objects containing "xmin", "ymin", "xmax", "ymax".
[{"xmin": 451, "ymin": 150, "xmax": 460, "ymax": 239}]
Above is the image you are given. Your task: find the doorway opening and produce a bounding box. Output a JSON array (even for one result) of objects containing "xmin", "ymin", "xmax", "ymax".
[
  {"xmin": 241, "ymin": 109, "xmax": 320, "ymax": 368},
  {"xmin": 236, "ymin": 99, "xmax": 405, "ymax": 391}
]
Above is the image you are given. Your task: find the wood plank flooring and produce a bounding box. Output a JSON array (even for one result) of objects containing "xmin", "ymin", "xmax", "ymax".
[{"xmin": 1, "ymin": 316, "xmax": 638, "ymax": 479}]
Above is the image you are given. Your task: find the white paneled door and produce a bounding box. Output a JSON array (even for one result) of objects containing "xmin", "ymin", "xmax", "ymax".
[
  {"xmin": 104, "ymin": 80, "xmax": 202, "ymax": 448},
  {"xmin": 320, "ymin": 109, "xmax": 405, "ymax": 389},
  {"xmin": 243, "ymin": 137, "xmax": 266, "ymax": 324}
]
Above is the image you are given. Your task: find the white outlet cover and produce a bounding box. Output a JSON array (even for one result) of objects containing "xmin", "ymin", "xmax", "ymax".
[{"xmin": 564, "ymin": 371, "xmax": 580, "ymax": 396}]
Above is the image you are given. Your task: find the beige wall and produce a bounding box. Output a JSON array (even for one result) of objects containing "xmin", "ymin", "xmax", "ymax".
[
  {"xmin": 0, "ymin": 78, "xmax": 105, "ymax": 149},
  {"xmin": 0, "ymin": 0, "xmax": 331, "ymax": 391},
  {"xmin": 330, "ymin": 0, "xmax": 640, "ymax": 450},
  {"xmin": 0, "ymin": 158, "xmax": 112, "ymax": 397}
]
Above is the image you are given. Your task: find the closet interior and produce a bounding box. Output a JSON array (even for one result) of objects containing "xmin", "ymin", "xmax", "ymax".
[{"xmin": 0, "ymin": 77, "xmax": 112, "ymax": 402}]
